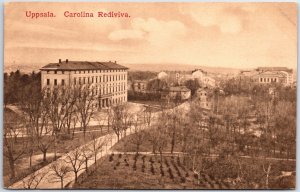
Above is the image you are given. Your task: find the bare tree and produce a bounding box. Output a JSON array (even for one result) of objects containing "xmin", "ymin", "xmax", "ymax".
[
  {"xmin": 89, "ymin": 133, "xmax": 108, "ymax": 165},
  {"xmin": 45, "ymin": 86, "xmax": 78, "ymax": 159},
  {"xmin": 75, "ymin": 85, "xmax": 97, "ymax": 138},
  {"xmin": 81, "ymin": 145, "xmax": 93, "ymax": 173},
  {"xmin": 22, "ymin": 170, "xmax": 47, "ymax": 189},
  {"xmin": 49, "ymin": 160, "xmax": 71, "ymax": 189},
  {"xmin": 64, "ymin": 148, "xmax": 85, "ymax": 183},
  {"xmin": 111, "ymin": 104, "xmax": 132, "ymax": 141},
  {"xmin": 129, "ymin": 117, "xmax": 146, "ymax": 155},
  {"xmin": 4, "ymin": 112, "xmax": 28, "ymax": 180}
]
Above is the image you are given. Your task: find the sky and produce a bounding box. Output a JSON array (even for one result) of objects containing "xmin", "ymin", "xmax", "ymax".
[{"xmin": 4, "ymin": 2, "xmax": 297, "ymax": 69}]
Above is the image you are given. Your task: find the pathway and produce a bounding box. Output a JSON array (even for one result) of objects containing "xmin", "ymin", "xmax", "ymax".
[{"xmin": 8, "ymin": 102, "xmax": 186, "ymax": 189}]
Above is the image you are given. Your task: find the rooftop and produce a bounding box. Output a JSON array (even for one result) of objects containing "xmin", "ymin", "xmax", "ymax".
[
  {"xmin": 168, "ymin": 86, "xmax": 191, "ymax": 92},
  {"xmin": 256, "ymin": 67, "xmax": 292, "ymax": 73},
  {"xmin": 40, "ymin": 60, "xmax": 128, "ymax": 71}
]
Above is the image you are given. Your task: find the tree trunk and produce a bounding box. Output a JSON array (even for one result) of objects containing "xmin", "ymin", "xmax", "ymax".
[
  {"xmin": 43, "ymin": 151, "xmax": 47, "ymax": 162},
  {"xmin": 171, "ymin": 131, "xmax": 175, "ymax": 154},
  {"xmin": 9, "ymin": 158, "xmax": 16, "ymax": 180},
  {"xmin": 61, "ymin": 178, "xmax": 64, "ymax": 189},
  {"xmin": 85, "ymin": 159, "xmax": 88, "ymax": 173},
  {"xmin": 75, "ymin": 172, "xmax": 78, "ymax": 183}
]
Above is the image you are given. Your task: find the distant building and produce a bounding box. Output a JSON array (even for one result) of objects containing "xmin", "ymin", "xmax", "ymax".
[
  {"xmin": 157, "ymin": 71, "xmax": 168, "ymax": 79},
  {"xmin": 196, "ymin": 88, "xmax": 212, "ymax": 110},
  {"xmin": 202, "ymin": 76, "xmax": 216, "ymax": 87},
  {"xmin": 191, "ymin": 69, "xmax": 206, "ymax": 80},
  {"xmin": 40, "ymin": 59, "xmax": 128, "ymax": 108},
  {"xmin": 132, "ymin": 80, "xmax": 148, "ymax": 92},
  {"xmin": 164, "ymin": 86, "xmax": 191, "ymax": 100},
  {"xmin": 239, "ymin": 67, "xmax": 294, "ymax": 86},
  {"xmin": 191, "ymin": 69, "xmax": 216, "ymax": 88},
  {"xmin": 253, "ymin": 71, "xmax": 291, "ymax": 86}
]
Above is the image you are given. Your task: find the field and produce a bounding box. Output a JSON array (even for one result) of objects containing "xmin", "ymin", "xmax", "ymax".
[{"xmin": 74, "ymin": 154, "xmax": 232, "ymax": 189}]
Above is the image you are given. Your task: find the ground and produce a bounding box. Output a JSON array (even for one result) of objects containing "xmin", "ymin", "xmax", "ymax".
[
  {"xmin": 74, "ymin": 153, "xmax": 295, "ymax": 189},
  {"xmin": 3, "ymin": 126, "xmax": 111, "ymax": 187},
  {"xmin": 74, "ymin": 154, "xmax": 232, "ymax": 189}
]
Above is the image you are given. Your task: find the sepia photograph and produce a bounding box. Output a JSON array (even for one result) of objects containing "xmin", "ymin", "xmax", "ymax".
[{"xmin": 3, "ymin": 2, "xmax": 297, "ymax": 189}]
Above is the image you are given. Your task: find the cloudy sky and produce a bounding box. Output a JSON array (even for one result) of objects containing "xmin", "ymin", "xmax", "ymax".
[{"xmin": 5, "ymin": 2, "xmax": 297, "ymax": 69}]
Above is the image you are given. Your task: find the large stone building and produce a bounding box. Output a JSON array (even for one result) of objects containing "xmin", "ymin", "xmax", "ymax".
[
  {"xmin": 240, "ymin": 67, "xmax": 294, "ymax": 86},
  {"xmin": 40, "ymin": 59, "xmax": 128, "ymax": 108}
]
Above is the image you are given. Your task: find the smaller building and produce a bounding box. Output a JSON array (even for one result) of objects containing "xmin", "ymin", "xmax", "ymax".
[
  {"xmin": 132, "ymin": 80, "xmax": 148, "ymax": 93},
  {"xmin": 196, "ymin": 88, "xmax": 212, "ymax": 110},
  {"xmin": 202, "ymin": 76, "xmax": 216, "ymax": 87},
  {"xmin": 253, "ymin": 71, "xmax": 288, "ymax": 85},
  {"xmin": 157, "ymin": 71, "xmax": 168, "ymax": 80},
  {"xmin": 164, "ymin": 86, "xmax": 191, "ymax": 101}
]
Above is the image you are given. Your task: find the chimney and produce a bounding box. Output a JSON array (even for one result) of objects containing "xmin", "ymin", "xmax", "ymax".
[
  {"xmin": 66, "ymin": 59, "xmax": 68, "ymax": 63},
  {"xmin": 59, "ymin": 59, "xmax": 61, "ymax": 63},
  {"xmin": 114, "ymin": 61, "xmax": 117, "ymax": 64}
]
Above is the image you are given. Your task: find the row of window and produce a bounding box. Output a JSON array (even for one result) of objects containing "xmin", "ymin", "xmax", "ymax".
[
  {"xmin": 47, "ymin": 79, "xmax": 64, "ymax": 86},
  {"xmin": 92, "ymin": 85, "xmax": 127, "ymax": 95},
  {"xmin": 74, "ymin": 69, "xmax": 126, "ymax": 74},
  {"xmin": 46, "ymin": 79, "xmax": 126, "ymax": 93},
  {"xmin": 46, "ymin": 69, "xmax": 126, "ymax": 74},
  {"xmin": 259, "ymin": 77, "xmax": 278, "ymax": 83},
  {"xmin": 74, "ymin": 74, "xmax": 126, "ymax": 85}
]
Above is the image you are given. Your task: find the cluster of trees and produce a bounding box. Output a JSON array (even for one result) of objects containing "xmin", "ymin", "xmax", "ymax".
[
  {"xmin": 126, "ymin": 86, "xmax": 295, "ymax": 188},
  {"xmin": 128, "ymin": 71, "xmax": 157, "ymax": 81},
  {"xmin": 4, "ymin": 84, "xmax": 108, "ymax": 182},
  {"xmin": 4, "ymin": 70, "xmax": 41, "ymax": 107}
]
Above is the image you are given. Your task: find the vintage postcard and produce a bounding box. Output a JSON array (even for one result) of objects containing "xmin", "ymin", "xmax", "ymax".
[{"xmin": 4, "ymin": 2, "xmax": 297, "ymax": 189}]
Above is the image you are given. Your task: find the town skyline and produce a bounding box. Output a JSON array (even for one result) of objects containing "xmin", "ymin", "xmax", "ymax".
[{"xmin": 5, "ymin": 2, "xmax": 297, "ymax": 69}]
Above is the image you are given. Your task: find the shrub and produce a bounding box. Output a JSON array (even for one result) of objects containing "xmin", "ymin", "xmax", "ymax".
[
  {"xmin": 168, "ymin": 168, "xmax": 174, "ymax": 179},
  {"xmin": 160, "ymin": 165, "xmax": 164, "ymax": 177},
  {"xmin": 181, "ymin": 177, "xmax": 186, "ymax": 183},
  {"xmin": 165, "ymin": 159, "xmax": 169, "ymax": 167},
  {"xmin": 109, "ymin": 155, "xmax": 114, "ymax": 162},
  {"xmin": 151, "ymin": 164, "xmax": 155, "ymax": 175}
]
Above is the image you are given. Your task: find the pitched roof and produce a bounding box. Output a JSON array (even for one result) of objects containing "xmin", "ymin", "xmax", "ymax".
[
  {"xmin": 168, "ymin": 86, "xmax": 191, "ymax": 92},
  {"xmin": 40, "ymin": 61, "xmax": 128, "ymax": 71},
  {"xmin": 256, "ymin": 67, "xmax": 292, "ymax": 73}
]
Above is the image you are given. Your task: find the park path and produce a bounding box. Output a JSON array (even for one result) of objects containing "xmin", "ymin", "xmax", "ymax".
[{"xmin": 8, "ymin": 102, "xmax": 189, "ymax": 189}]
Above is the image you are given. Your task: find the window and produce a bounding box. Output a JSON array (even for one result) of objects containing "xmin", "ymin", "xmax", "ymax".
[
  {"xmin": 54, "ymin": 79, "xmax": 57, "ymax": 86},
  {"xmin": 47, "ymin": 71, "xmax": 49, "ymax": 74},
  {"xmin": 47, "ymin": 79, "xmax": 50, "ymax": 85},
  {"xmin": 62, "ymin": 71, "xmax": 64, "ymax": 74},
  {"xmin": 79, "ymin": 77, "xmax": 81, "ymax": 85},
  {"xmin": 92, "ymin": 77, "xmax": 94, "ymax": 83},
  {"xmin": 62, "ymin": 79, "xmax": 65, "ymax": 86},
  {"xmin": 74, "ymin": 78, "xmax": 76, "ymax": 85},
  {"xmin": 96, "ymin": 77, "xmax": 98, "ymax": 83},
  {"xmin": 54, "ymin": 71, "xmax": 57, "ymax": 74},
  {"xmin": 83, "ymin": 77, "xmax": 86, "ymax": 84}
]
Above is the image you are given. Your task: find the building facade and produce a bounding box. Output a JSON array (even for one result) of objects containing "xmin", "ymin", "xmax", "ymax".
[
  {"xmin": 40, "ymin": 59, "xmax": 128, "ymax": 108},
  {"xmin": 196, "ymin": 88, "xmax": 212, "ymax": 110},
  {"xmin": 165, "ymin": 86, "xmax": 191, "ymax": 100}
]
